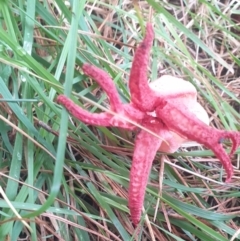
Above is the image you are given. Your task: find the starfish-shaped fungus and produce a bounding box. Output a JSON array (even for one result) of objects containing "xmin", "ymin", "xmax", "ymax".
[{"xmin": 57, "ymin": 23, "xmax": 240, "ymax": 225}]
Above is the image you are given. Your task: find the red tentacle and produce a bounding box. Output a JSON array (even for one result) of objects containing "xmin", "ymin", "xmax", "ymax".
[
  {"xmin": 129, "ymin": 120, "xmax": 170, "ymax": 225},
  {"xmin": 129, "ymin": 23, "xmax": 158, "ymax": 112},
  {"xmin": 82, "ymin": 63, "xmax": 123, "ymax": 111},
  {"xmin": 57, "ymin": 95, "xmax": 137, "ymax": 130},
  {"xmin": 156, "ymin": 102, "xmax": 240, "ymax": 182},
  {"xmin": 57, "ymin": 95, "xmax": 112, "ymax": 126}
]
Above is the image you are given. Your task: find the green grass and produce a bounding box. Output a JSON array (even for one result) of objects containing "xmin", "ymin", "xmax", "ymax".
[{"xmin": 0, "ymin": 0, "xmax": 240, "ymax": 240}]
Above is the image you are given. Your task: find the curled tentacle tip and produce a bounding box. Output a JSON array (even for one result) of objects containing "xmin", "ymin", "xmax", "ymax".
[
  {"xmin": 82, "ymin": 63, "xmax": 94, "ymax": 75},
  {"xmin": 145, "ymin": 23, "xmax": 154, "ymax": 40},
  {"xmin": 223, "ymin": 131, "xmax": 240, "ymax": 156},
  {"xmin": 224, "ymin": 166, "xmax": 233, "ymax": 183},
  {"xmin": 225, "ymin": 176, "xmax": 232, "ymax": 183},
  {"xmin": 146, "ymin": 22, "xmax": 153, "ymax": 29},
  {"xmin": 82, "ymin": 62, "xmax": 90, "ymax": 69},
  {"xmin": 129, "ymin": 208, "xmax": 140, "ymax": 226},
  {"xmin": 56, "ymin": 94, "xmax": 66, "ymax": 104},
  {"xmin": 131, "ymin": 219, "xmax": 140, "ymax": 227}
]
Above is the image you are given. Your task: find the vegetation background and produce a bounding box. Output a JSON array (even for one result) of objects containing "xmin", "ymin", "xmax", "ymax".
[{"xmin": 0, "ymin": 0, "xmax": 240, "ymax": 240}]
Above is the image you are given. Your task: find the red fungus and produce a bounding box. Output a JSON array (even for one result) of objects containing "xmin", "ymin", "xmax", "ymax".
[{"xmin": 57, "ymin": 23, "xmax": 240, "ymax": 226}]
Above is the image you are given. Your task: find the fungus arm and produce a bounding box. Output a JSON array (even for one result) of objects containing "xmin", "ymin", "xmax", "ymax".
[
  {"xmin": 128, "ymin": 120, "xmax": 171, "ymax": 225},
  {"xmin": 57, "ymin": 95, "xmax": 138, "ymax": 130},
  {"xmin": 128, "ymin": 23, "xmax": 158, "ymax": 112},
  {"xmin": 82, "ymin": 64, "xmax": 123, "ymax": 112},
  {"xmin": 156, "ymin": 102, "xmax": 240, "ymax": 182}
]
